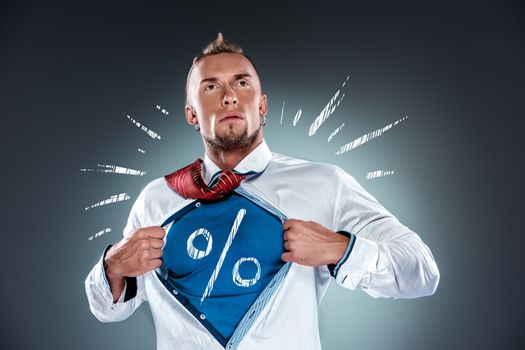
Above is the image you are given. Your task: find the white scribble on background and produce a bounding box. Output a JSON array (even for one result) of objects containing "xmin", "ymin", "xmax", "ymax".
[
  {"xmin": 280, "ymin": 101, "xmax": 285, "ymax": 125},
  {"xmin": 88, "ymin": 228, "xmax": 111, "ymax": 240},
  {"xmin": 366, "ymin": 170, "xmax": 395, "ymax": 180},
  {"xmin": 336, "ymin": 116, "xmax": 408, "ymax": 155},
  {"xmin": 293, "ymin": 109, "xmax": 302, "ymax": 126},
  {"xmin": 308, "ymin": 75, "xmax": 350, "ymax": 136},
  {"xmin": 137, "ymin": 148, "xmax": 146, "ymax": 154},
  {"xmin": 85, "ymin": 193, "xmax": 131, "ymax": 211},
  {"xmin": 327, "ymin": 123, "xmax": 345, "ymax": 142},
  {"xmin": 156, "ymin": 105, "xmax": 169, "ymax": 115},
  {"xmin": 126, "ymin": 114, "xmax": 161, "ymax": 139},
  {"xmin": 80, "ymin": 164, "xmax": 147, "ymax": 176}
]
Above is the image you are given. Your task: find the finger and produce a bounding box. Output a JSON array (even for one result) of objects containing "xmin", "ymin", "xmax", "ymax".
[
  {"xmin": 283, "ymin": 230, "xmax": 297, "ymax": 241},
  {"xmin": 283, "ymin": 219, "xmax": 297, "ymax": 231},
  {"xmin": 281, "ymin": 252, "xmax": 292, "ymax": 262},
  {"xmin": 140, "ymin": 226, "xmax": 166, "ymax": 239},
  {"xmin": 145, "ymin": 258, "xmax": 163, "ymax": 272},
  {"xmin": 147, "ymin": 248, "xmax": 163, "ymax": 259},
  {"xmin": 148, "ymin": 238, "xmax": 165, "ymax": 249},
  {"xmin": 283, "ymin": 240, "xmax": 291, "ymax": 251}
]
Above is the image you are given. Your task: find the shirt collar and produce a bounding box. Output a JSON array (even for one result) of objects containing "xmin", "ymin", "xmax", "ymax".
[{"xmin": 202, "ymin": 139, "xmax": 272, "ymax": 185}]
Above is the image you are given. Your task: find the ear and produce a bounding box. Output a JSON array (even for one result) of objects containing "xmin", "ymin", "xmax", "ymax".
[
  {"xmin": 259, "ymin": 94, "xmax": 268, "ymax": 117},
  {"xmin": 185, "ymin": 104, "xmax": 198, "ymax": 126}
]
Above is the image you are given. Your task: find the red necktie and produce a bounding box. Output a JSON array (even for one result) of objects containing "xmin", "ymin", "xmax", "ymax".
[{"xmin": 165, "ymin": 159, "xmax": 246, "ymax": 201}]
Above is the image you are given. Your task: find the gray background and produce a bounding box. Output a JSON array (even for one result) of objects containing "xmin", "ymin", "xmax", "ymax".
[{"xmin": 1, "ymin": 0, "xmax": 524, "ymax": 349}]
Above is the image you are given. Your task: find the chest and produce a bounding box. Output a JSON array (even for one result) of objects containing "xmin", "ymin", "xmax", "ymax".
[{"xmin": 163, "ymin": 194, "xmax": 284, "ymax": 285}]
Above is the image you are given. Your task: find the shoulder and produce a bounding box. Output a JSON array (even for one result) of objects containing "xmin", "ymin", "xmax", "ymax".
[
  {"xmin": 126, "ymin": 176, "xmax": 187, "ymax": 228},
  {"xmin": 268, "ymin": 152, "xmax": 347, "ymax": 179},
  {"xmin": 135, "ymin": 176, "xmax": 183, "ymax": 204},
  {"xmin": 140, "ymin": 176, "xmax": 171, "ymax": 195},
  {"xmin": 265, "ymin": 152, "xmax": 364, "ymax": 196}
]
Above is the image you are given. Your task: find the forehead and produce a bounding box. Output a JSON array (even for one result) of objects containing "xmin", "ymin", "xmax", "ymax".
[{"xmin": 191, "ymin": 53, "xmax": 259, "ymax": 83}]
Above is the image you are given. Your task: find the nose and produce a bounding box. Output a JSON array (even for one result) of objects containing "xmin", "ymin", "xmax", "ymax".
[{"xmin": 221, "ymin": 86, "xmax": 238, "ymax": 106}]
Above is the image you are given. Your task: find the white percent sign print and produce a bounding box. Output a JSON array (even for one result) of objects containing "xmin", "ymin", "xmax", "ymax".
[{"xmin": 185, "ymin": 208, "xmax": 262, "ymax": 304}]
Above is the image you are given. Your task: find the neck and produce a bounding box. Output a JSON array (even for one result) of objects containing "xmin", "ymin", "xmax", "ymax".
[{"xmin": 204, "ymin": 136, "xmax": 263, "ymax": 171}]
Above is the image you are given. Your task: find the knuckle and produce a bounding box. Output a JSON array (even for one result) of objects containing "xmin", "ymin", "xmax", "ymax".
[
  {"xmin": 139, "ymin": 240, "xmax": 149, "ymax": 250},
  {"xmin": 132, "ymin": 228, "xmax": 145, "ymax": 237}
]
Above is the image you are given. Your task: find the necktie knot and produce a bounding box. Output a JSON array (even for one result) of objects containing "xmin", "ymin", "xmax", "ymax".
[{"xmin": 165, "ymin": 159, "xmax": 246, "ymax": 201}]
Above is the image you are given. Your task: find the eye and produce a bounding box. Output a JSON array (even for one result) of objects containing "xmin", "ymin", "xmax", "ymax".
[
  {"xmin": 237, "ymin": 80, "xmax": 249, "ymax": 87},
  {"xmin": 204, "ymin": 83, "xmax": 217, "ymax": 91}
]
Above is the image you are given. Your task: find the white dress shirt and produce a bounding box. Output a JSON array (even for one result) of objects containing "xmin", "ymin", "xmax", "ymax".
[{"xmin": 85, "ymin": 139, "xmax": 439, "ymax": 350}]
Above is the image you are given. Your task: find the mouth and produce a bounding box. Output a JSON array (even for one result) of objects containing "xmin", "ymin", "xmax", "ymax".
[{"xmin": 219, "ymin": 112, "xmax": 245, "ymax": 123}]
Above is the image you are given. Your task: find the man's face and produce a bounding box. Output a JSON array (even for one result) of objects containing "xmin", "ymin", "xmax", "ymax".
[{"xmin": 185, "ymin": 53, "xmax": 267, "ymax": 152}]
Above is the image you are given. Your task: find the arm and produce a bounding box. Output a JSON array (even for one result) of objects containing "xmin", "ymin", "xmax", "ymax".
[
  {"xmin": 281, "ymin": 166, "xmax": 439, "ymax": 299},
  {"xmin": 84, "ymin": 245, "xmax": 146, "ymax": 322},
  {"xmin": 84, "ymin": 187, "xmax": 163, "ymax": 322},
  {"xmin": 329, "ymin": 166, "xmax": 440, "ymax": 299}
]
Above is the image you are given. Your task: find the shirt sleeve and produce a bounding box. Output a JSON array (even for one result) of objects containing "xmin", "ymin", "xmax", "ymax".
[
  {"xmin": 331, "ymin": 166, "xmax": 440, "ymax": 299},
  {"xmin": 84, "ymin": 187, "xmax": 149, "ymax": 322}
]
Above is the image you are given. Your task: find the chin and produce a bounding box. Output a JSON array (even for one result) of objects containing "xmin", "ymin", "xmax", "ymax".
[{"xmin": 207, "ymin": 127, "xmax": 260, "ymax": 152}]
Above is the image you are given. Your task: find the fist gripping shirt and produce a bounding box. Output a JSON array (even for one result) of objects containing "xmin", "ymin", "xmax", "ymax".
[{"xmin": 161, "ymin": 193, "xmax": 285, "ymax": 341}]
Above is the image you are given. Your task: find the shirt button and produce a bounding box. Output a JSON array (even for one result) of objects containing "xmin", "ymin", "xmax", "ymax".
[
  {"xmin": 195, "ymin": 202, "xmax": 201, "ymax": 208},
  {"xmin": 172, "ymin": 289, "xmax": 179, "ymax": 295},
  {"xmin": 200, "ymin": 314, "xmax": 206, "ymax": 320}
]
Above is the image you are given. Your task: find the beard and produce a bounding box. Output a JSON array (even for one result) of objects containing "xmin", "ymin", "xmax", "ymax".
[{"xmin": 204, "ymin": 124, "xmax": 261, "ymax": 152}]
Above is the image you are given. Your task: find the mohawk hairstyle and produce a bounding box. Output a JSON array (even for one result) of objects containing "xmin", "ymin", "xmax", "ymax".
[
  {"xmin": 194, "ymin": 32, "xmax": 244, "ymax": 63},
  {"xmin": 185, "ymin": 32, "xmax": 260, "ymax": 104}
]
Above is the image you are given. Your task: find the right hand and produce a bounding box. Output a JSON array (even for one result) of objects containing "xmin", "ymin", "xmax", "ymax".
[{"xmin": 104, "ymin": 226, "xmax": 166, "ymax": 280}]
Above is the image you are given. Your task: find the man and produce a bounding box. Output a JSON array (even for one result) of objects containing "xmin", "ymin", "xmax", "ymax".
[{"xmin": 85, "ymin": 33, "xmax": 439, "ymax": 350}]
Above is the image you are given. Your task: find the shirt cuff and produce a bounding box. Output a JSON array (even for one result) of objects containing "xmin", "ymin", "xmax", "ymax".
[
  {"xmin": 327, "ymin": 231, "xmax": 356, "ymax": 277},
  {"xmin": 100, "ymin": 244, "xmax": 137, "ymax": 303},
  {"xmin": 333, "ymin": 235, "xmax": 379, "ymax": 289}
]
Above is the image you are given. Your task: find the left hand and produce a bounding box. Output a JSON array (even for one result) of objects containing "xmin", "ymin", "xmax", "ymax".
[{"xmin": 281, "ymin": 219, "xmax": 350, "ymax": 266}]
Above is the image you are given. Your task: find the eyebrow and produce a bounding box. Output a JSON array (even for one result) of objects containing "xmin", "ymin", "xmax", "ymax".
[{"xmin": 199, "ymin": 73, "xmax": 253, "ymax": 84}]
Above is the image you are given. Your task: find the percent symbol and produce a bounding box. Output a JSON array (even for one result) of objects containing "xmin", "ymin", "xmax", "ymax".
[{"xmin": 185, "ymin": 208, "xmax": 262, "ymax": 304}]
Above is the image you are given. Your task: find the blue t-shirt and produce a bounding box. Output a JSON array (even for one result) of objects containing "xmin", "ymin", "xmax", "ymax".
[{"xmin": 162, "ymin": 193, "xmax": 285, "ymax": 340}]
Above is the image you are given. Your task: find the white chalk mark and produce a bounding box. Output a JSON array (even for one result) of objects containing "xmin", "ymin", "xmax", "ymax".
[
  {"xmin": 232, "ymin": 257, "xmax": 261, "ymax": 287},
  {"xmin": 280, "ymin": 101, "xmax": 285, "ymax": 125},
  {"xmin": 342, "ymin": 74, "xmax": 350, "ymax": 87},
  {"xmin": 80, "ymin": 164, "xmax": 147, "ymax": 176},
  {"xmin": 292, "ymin": 109, "xmax": 302, "ymax": 126},
  {"xmin": 308, "ymin": 75, "xmax": 350, "ymax": 136},
  {"xmin": 85, "ymin": 193, "xmax": 131, "ymax": 211},
  {"xmin": 201, "ymin": 208, "xmax": 246, "ymax": 303},
  {"xmin": 137, "ymin": 148, "xmax": 146, "ymax": 154},
  {"xmin": 88, "ymin": 227, "xmax": 111, "ymax": 240},
  {"xmin": 187, "ymin": 228, "xmax": 213, "ymax": 259},
  {"xmin": 156, "ymin": 105, "xmax": 170, "ymax": 115},
  {"xmin": 335, "ymin": 115, "xmax": 409, "ymax": 155},
  {"xmin": 126, "ymin": 114, "xmax": 161, "ymax": 139},
  {"xmin": 366, "ymin": 170, "xmax": 395, "ymax": 180},
  {"xmin": 327, "ymin": 123, "xmax": 345, "ymax": 142}
]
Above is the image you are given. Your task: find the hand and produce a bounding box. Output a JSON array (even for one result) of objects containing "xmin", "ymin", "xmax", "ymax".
[
  {"xmin": 281, "ymin": 219, "xmax": 349, "ymax": 266},
  {"xmin": 104, "ymin": 226, "xmax": 166, "ymax": 280}
]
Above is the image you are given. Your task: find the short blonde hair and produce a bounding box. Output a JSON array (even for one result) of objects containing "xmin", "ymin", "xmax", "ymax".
[{"xmin": 185, "ymin": 33, "xmax": 259, "ymax": 104}]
